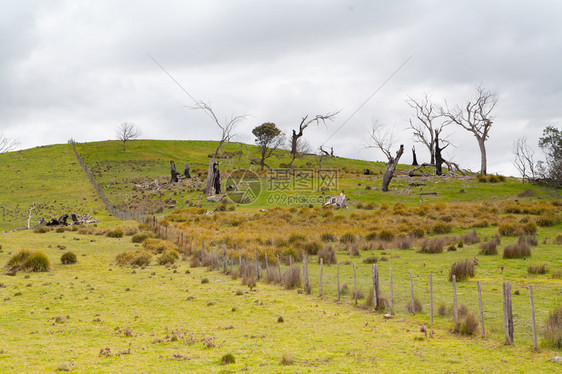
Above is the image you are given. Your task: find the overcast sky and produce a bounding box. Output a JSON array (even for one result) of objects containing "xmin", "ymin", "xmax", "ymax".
[{"xmin": 1, "ymin": 0, "xmax": 561, "ymax": 175}]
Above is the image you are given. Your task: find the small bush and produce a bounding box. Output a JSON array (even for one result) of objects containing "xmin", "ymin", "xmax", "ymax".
[
  {"xmin": 106, "ymin": 228, "xmax": 124, "ymax": 238},
  {"xmin": 522, "ymin": 222, "xmax": 537, "ymax": 235},
  {"xmin": 366, "ymin": 288, "xmax": 387, "ymax": 311},
  {"xmin": 406, "ymin": 298, "xmax": 423, "ymax": 314},
  {"xmin": 318, "ymin": 245, "xmax": 337, "ymax": 266},
  {"xmin": 340, "ymin": 232, "xmax": 356, "ymax": 244},
  {"xmin": 131, "ymin": 232, "xmax": 150, "ymax": 243},
  {"xmin": 542, "ymin": 306, "xmax": 562, "ymax": 349},
  {"xmin": 419, "ymin": 238, "xmax": 444, "ymax": 254},
  {"xmin": 363, "ymin": 256, "xmax": 378, "ymax": 264},
  {"xmin": 518, "ymin": 234, "xmax": 538, "ymax": 246},
  {"xmin": 283, "ymin": 266, "xmax": 301, "ymax": 289},
  {"xmin": 449, "ymin": 259, "xmax": 475, "ymax": 282},
  {"xmin": 303, "ymin": 241, "xmax": 322, "ymax": 255},
  {"xmin": 115, "ymin": 250, "xmax": 152, "ymax": 267},
  {"xmin": 34, "ymin": 226, "xmax": 50, "ymax": 234},
  {"xmin": 410, "ymin": 227, "xmax": 425, "ymax": 238},
  {"xmin": 554, "ymin": 234, "xmax": 562, "ymax": 245},
  {"xmin": 432, "ymin": 223, "xmax": 453, "ymax": 235},
  {"xmin": 393, "ymin": 236, "xmax": 413, "ymax": 250},
  {"xmin": 553, "ymin": 269, "xmax": 562, "ymax": 279},
  {"xmin": 352, "ymin": 288, "xmax": 365, "ymax": 300},
  {"xmin": 5, "ymin": 249, "xmax": 51, "ymax": 273},
  {"xmin": 157, "ymin": 249, "xmax": 179, "ymax": 265},
  {"xmin": 340, "ymin": 283, "xmax": 349, "ymax": 296},
  {"xmin": 60, "ymin": 252, "xmax": 77, "ymax": 265},
  {"xmin": 536, "ymin": 212, "xmax": 561, "ymax": 227},
  {"xmin": 281, "ymin": 353, "xmax": 294, "ymax": 365},
  {"xmin": 365, "ymin": 232, "xmax": 378, "ymax": 241},
  {"xmin": 378, "ymin": 230, "xmax": 395, "ymax": 242},
  {"xmin": 459, "ymin": 311, "xmax": 480, "ymax": 335},
  {"xmin": 438, "ymin": 304, "xmax": 447, "ymax": 316},
  {"xmin": 528, "ymin": 264, "xmax": 548, "ymax": 274},
  {"xmin": 320, "ymin": 233, "xmax": 337, "ymax": 242},
  {"xmin": 503, "ymin": 242, "xmax": 531, "ymax": 259},
  {"xmin": 201, "ymin": 278, "xmax": 209, "ymax": 284},
  {"xmin": 266, "ymin": 266, "xmax": 281, "ymax": 284},
  {"xmin": 190, "ymin": 256, "xmax": 201, "ymax": 268},
  {"xmin": 479, "ymin": 240, "xmax": 498, "ymax": 255},
  {"xmin": 220, "ymin": 353, "xmax": 235, "ymax": 365},
  {"xmin": 348, "ymin": 244, "xmax": 360, "ymax": 257},
  {"xmin": 498, "ymin": 222, "xmax": 522, "ymax": 236}
]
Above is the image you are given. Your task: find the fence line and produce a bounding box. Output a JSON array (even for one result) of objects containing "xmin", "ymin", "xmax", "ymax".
[
  {"xmin": 146, "ymin": 215, "xmax": 553, "ymax": 350},
  {"xmin": 70, "ymin": 141, "xmax": 146, "ymax": 222}
]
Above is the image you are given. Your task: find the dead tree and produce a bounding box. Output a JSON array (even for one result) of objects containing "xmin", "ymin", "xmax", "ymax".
[
  {"xmin": 191, "ymin": 101, "xmax": 246, "ymax": 196},
  {"xmin": 288, "ymin": 112, "xmax": 339, "ymax": 168},
  {"xmin": 440, "ymin": 86, "xmax": 498, "ymax": 175},
  {"xmin": 512, "ymin": 137, "xmax": 536, "ymax": 182},
  {"xmin": 366, "ymin": 122, "xmax": 405, "ymax": 192},
  {"xmin": 183, "ymin": 161, "xmax": 191, "ymax": 179},
  {"xmin": 412, "ymin": 146, "xmax": 418, "ymax": 166},
  {"xmin": 170, "ymin": 161, "xmax": 179, "ymax": 182},
  {"xmin": 434, "ymin": 130, "xmax": 448, "ymax": 176},
  {"xmin": 0, "ymin": 136, "xmax": 17, "ymax": 154},
  {"xmin": 115, "ymin": 122, "xmax": 141, "ymax": 151},
  {"xmin": 407, "ymin": 95, "xmax": 446, "ymax": 164}
]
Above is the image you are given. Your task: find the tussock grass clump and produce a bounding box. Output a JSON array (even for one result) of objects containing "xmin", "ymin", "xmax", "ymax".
[
  {"xmin": 518, "ymin": 233, "xmax": 538, "ymax": 246},
  {"xmin": 438, "ymin": 303, "xmax": 447, "ymax": 316},
  {"xmin": 106, "ymin": 227, "xmax": 124, "ymax": 238},
  {"xmin": 479, "ymin": 239, "xmax": 498, "ymax": 255},
  {"xmin": 553, "ymin": 269, "xmax": 562, "ymax": 279},
  {"xmin": 378, "ymin": 230, "xmax": 395, "ymax": 242},
  {"xmin": 536, "ymin": 211, "xmax": 561, "ymax": 227},
  {"xmin": 448, "ymin": 259, "xmax": 475, "ymax": 282},
  {"xmin": 461, "ymin": 230, "xmax": 481, "ymax": 245},
  {"xmin": 266, "ymin": 266, "xmax": 281, "ymax": 284},
  {"xmin": 303, "ymin": 240, "xmax": 322, "ymax": 255},
  {"xmin": 498, "ymin": 221, "xmax": 522, "ymax": 236},
  {"xmin": 317, "ymin": 245, "xmax": 337, "ymax": 265},
  {"xmin": 5, "ymin": 249, "xmax": 51, "ymax": 273},
  {"xmin": 143, "ymin": 238, "xmax": 177, "ymax": 254},
  {"xmin": 115, "ymin": 250, "xmax": 152, "ymax": 267},
  {"xmin": 281, "ymin": 353, "xmax": 294, "ymax": 365},
  {"xmin": 34, "ymin": 226, "xmax": 50, "ymax": 234},
  {"xmin": 352, "ymin": 288, "xmax": 365, "ymax": 300},
  {"xmin": 528, "ymin": 263, "xmax": 548, "ymax": 274},
  {"xmin": 340, "ymin": 283, "xmax": 349, "ymax": 296},
  {"xmin": 406, "ymin": 298, "xmax": 423, "ymax": 314},
  {"xmin": 348, "ymin": 244, "xmax": 360, "ymax": 257},
  {"xmin": 554, "ymin": 234, "xmax": 562, "ymax": 245},
  {"xmin": 393, "ymin": 236, "xmax": 413, "ymax": 250},
  {"xmin": 190, "ymin": 256, "xmax": 201, "ymax": 268},
  {"xmin": 60, "ymin": 252, "xmax": 77, "ymax": 265},
  {"xmin": 419, "ymin": 238, "xmax": 444, "ymax": 253},
  {"xmin": 363, "ymin": 256, "xmax": 378, "ymax": 264},
  {"xmin": 459, "ymin": 311, "xmax": 480, "ymax": 336},
  {"xmin": 366, "ymin": 288, "xmax": 388, "ymax": 311},
  {"xmin": 220, "ymin": 353, "xmax": 235, "ymax": 365},
  {"xmin": 542, "ymin": 306, "xmax": 562, "ymax": 349},
  {"xmin": 503, "ymin": 242, "xmax": 531, "ymax": 259},
  {"xmin": 282, "ymin": 266, "xmax": 301, "ymax": 289}
]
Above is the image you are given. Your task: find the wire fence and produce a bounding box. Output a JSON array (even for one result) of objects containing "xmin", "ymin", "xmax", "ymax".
[{"xmin": 70, "ymin": 141, "xmax": 147, "ymax": 222}]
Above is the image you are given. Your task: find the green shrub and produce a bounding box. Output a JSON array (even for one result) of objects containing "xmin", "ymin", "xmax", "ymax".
[
  {"xmin": 409, "ymin": 227, "xmax": 425, "ymax": 238},
  {"xmin": 115, "ymin": 250, "xmax": 152, "ymax": 267},
  {"xmin": 339, "ymin": 232, "xmax": 356, "ymax": 244},
  {"xmin": 303, "ymin": 241, "xmax": 322, "ymax": 255},
  {"xmin": 61, "ymin": 252, "xmax": 77, "ymax": 265},
  {"xmin": 320, "ymin": 233, "xmax": 337, "ymax": 242},
  {"xmin": 449, "ymin": 259, "xmax": 475, "ymax": 282},
  {"xmin": 281, "ymin": 353, "xmax": 294, "ymax": 365},
  {"xmin": 221, "ymin": 353, "xmax": 235, "ymax": 365},
  {"xmin": 363, "ymin": 256, "xmax": 378, "ymax": 264},
  {"xmin": 106, "ymin": 228, "xmax": 124, "ymax": 238},
  {"xmin": 158, "ymin": 249, "xmax": 179, "ymax": 265},
  {"xmin": 365, "ymin": 232, "xmax": 378, "ymax": 241},
  {"xmin": 378, "ymin": 230, "xmax": 395, "ymax": 242},
  {"xmin": 542, "ymin": 306, "xmax": 562, "ymax": 349},
  {"xmin": 131, "ymin": 232, "xmax": 150, "ymax": 243},
  {"xmin": 432, "ymin": 223, "xmax": 452, "ymax": 235},
  {"xmin": 536, "ymin": 212, "xmax": 561, "ymax": 227},
  {"xmin": 498, "ymin": 221, "xmax": 522, "ymax": 236}
]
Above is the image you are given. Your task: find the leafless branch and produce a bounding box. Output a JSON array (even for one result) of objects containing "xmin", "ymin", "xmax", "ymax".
[
  {"xmin": 115, "ymin": 122, "xmax": 141, "ymax": 151},
  {"xmin": 365, "ymin": 121, "xmax": 396, "ymax": 162},
  {"xmin": 0, "ymin": 136, "xmax": 18, "ymax": 154},
  {"xmin": 513, "ymin": 137, "xmax": 536, "ymax": 182}
]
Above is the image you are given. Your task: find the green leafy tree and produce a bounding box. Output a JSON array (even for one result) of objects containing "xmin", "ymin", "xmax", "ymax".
[
  {"xmin": 252, "ymin": 122, "xmax": 284, "ymax": 170},
  {"xmin": 538, "ymin": 125, "xmax": 562, "ymax": 187}
]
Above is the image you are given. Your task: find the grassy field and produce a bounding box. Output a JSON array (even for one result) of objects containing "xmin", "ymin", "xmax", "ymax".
[
  {"xmin": 1, "ymin": 139, "xmax": 562, "ymax": 372},
  {"xmin": 0, "ymin": 228, "xmax": 559, "ymax": 373}
]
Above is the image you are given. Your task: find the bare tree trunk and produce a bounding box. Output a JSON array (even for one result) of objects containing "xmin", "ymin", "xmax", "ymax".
[
  {"xmin": 412, "ymin": 146, "xmax": 418, "ymax": 166},
  {"xmin": 381, "ymin": 145, "xmax": 404, "ymax": 192},
  {"xmin": 183, "ymin": 161, "xmax": 191, "ymax": 179},
  {"xmin": 170, "ymin": 161, "xmax": 179, "ymax": 183},
  {"xmin": 478, "ymin": 139, "xmax": 487, "ymax": 175},
  {"xmin": 204, "ymin": 158, "xmax": 217, "ymax": 195}
]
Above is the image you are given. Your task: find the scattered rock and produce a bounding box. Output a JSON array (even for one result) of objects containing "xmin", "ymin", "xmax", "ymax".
[
  {"xmin": 550, "ymin": 356, "xmax": 562, "ymax": 363},
  {"xmin": 383, "ymin": 313, "xmax": 393, "ymax": 319}
]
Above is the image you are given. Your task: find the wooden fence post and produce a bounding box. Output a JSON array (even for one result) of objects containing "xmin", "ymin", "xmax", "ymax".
[
  {"xmin": 372, "ymin": 264, "xmax": 379, "ymax": 310},
  {"xmin": 230, "ymin": 248, "xmax": 234, "ymax": 274},
  {"xmin": 223, "ymin": 245, "xmax": 227, "ymax": 273},
  {"xmin": 529, "ymin": 285, "xmax": 538, "ymax": 350},
  {"xmin": 409, "ymin": 270, "xmax": 415, "ymax": 315},
  {"xmin": 319, "ymin": 258, "xmax": 324, "ymax": 296},
  {"xmin": 289, "ymin": 255, "xmax": 293, "ymax": 269},
  {"xmin": 265, "ymin": 253, "xmax": 269, "ymax": 278},
  {"xmin": 238, "ymin": 252, "xmax": 242, "ymax": 275},
  {"xmin": 255, "ymin": 250, "xmax": 260, "ymax": 279},
  {"xmin": 277, "ymin": 255, "xmax": 282, "ymax": 281},
  {"xmin": 353, "ymin": 263, "xmax": 358, "ymax": 305},
  {"xmin": 453, "ymin": 274, "xmax": 458, "ymax": 332},
  {"xmin": 201, "ymin": 240, "xmax": 205, "ymax": 262},
  {"xmin": 337, "ymin": 262, "xmax": 341, "ymax": 301},
  {"xmin": 429, "ymin": 273, "xmax": 433, "ymax": 326},
  {"xmin": 389, "ymin": 267, "xmax": 394, "ymax": 314},
  {"xmin": 477, "ymin": 280, "xmax": 485, "ymax": 338},
  {"xmin": 503, "ymin": 282, "xmax": 514, "ymax": 345},
  {"xmin": 303, "ymin": 254, "xmax": 310, "ymax": 294}
]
